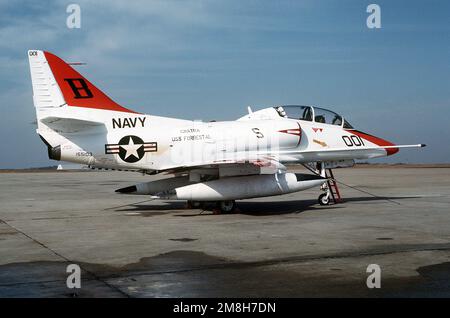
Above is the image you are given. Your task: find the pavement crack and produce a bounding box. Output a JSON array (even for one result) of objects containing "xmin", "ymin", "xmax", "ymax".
[{"xmin": 0, "ymin": 217, "xmax": 130, "ymax": 298}]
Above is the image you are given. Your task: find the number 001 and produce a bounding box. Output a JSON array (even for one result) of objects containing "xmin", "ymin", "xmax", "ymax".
[{"xmin": 342, "ymin": 135, "xmax": 365, "ymax": 147}]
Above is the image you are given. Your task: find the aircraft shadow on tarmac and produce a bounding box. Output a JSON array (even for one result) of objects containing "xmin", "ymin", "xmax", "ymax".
[
  {"xmin": 113, "ymin": 195, "xmax": 418, "ymax": 217},
  {"xmin": 218, "ymin": 195, "xmax": 417, "ymax": 215},
  {"xmin": 114, "ymin": 199, "xmax": 322, "ymax": 216}
]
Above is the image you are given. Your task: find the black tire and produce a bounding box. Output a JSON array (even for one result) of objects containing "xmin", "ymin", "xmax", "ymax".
[
  {"xmin": 318, "ymin": 193, "xmax": 330, "ymax": 206},
  {"xmin": 217, "ymin": 200, "xmax": 236, "ymax": 213}
]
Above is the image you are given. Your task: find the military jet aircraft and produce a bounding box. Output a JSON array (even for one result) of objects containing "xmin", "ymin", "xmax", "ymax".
[{"xmin": 28, "ymin": 50, "xmax": 425, "ymax": 212}]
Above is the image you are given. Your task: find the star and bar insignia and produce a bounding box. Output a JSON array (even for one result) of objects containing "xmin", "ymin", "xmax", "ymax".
[{"xmin": 105, "ymin": 135, "xmax": 157, "ymax": 163}]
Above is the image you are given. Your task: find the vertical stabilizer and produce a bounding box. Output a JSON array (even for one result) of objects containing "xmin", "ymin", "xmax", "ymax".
[{"xmin": 28, "ymin": 50, "xmax": 66, "ymax": 116}]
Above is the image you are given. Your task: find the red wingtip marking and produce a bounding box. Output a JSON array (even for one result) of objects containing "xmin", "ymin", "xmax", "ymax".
[
  {"xmin": 44, "ymin": 51, "xmax": 137, "ymax": 113},
  {"xmin": 347, "ymin": 130, "xmax": 399, "ymax": 156}
]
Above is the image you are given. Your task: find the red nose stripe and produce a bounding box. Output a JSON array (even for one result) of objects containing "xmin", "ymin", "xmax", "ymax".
[
  {"xmin": 44, "ymin": 51, "xmax": 136, "ymax": 113},
  {"xmin": 346, "ymin": 129, "xmax": 399, "ymax": 156}
]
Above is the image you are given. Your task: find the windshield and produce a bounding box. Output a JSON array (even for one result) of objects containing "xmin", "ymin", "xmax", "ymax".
[
  {"xmin": 343, "ymin": 119, "xmax": 353, "ymax": 129},
  {"xmin": 313, "ymin": 107, "xmax": 342, "ymax": 126},
  {"xmin": 274, "ymin": 105, "xmax": 352, "ymax": 127},
  {"xmin": 274, "ymin": 105, "xmax": 313, "ymax": 121}
]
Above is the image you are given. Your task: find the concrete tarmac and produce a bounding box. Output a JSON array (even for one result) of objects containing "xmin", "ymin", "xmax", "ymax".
[{"xmin": 0, "ymin": 166, "xmax": 449, "ymax": 297}]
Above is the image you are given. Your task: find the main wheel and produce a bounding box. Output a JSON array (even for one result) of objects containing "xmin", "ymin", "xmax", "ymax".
[
  {"xmin": 217, "ymin": 200, "xmax": 236, "ymax": 213},
  {"xmin": 318, "ymin": 193, "xmax": 330, "ymax": 206}
]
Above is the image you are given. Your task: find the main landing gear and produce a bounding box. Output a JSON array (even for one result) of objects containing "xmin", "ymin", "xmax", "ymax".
[
  {"xmin": 186, "ymin": 200, "xmax": 237, "ymax": 213},
  {"xmin": 216, "ymin": 200, "xmax": 236, "ymax": 213}
]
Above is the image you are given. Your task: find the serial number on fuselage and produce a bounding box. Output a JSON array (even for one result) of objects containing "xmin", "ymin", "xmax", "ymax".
[{"xmin": 75, "ymin": 151, "xmax": 93, "ymax": 157}]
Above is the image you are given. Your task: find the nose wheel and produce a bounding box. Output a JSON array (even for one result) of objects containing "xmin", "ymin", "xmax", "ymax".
[{"xmin": 318, "ymin": 193, "xmax": 330, "ymax": 206}]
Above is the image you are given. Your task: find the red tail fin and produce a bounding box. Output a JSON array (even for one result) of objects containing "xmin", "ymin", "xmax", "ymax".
[{"xmin": 44, "ymin": 51, "xmax": 136, "ymax": 113}]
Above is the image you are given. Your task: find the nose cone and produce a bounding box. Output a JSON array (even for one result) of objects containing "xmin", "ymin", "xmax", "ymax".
[
  {"xmin": 386, "ymin": 147, "xmax": 399, "ymax": 156},
  {"xmin": 347, "ymin": 130, "xmax": 399, "ymax": 156}
]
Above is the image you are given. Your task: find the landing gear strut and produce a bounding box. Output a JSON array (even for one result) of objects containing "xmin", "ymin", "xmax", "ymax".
[{"xmin": 317, "ymin": 162, "xmax": 330, "ymax": 205}]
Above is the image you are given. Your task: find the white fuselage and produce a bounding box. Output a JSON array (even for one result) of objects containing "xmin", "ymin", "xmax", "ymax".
[{"xmin": 42, "ymin": 106, "xmax": 389, "ymax": 171}]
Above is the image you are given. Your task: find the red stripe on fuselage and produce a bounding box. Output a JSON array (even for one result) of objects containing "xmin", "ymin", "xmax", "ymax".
[{"xmin": 346, "ymin": 129, "xmax": 399, "ymax": 156}]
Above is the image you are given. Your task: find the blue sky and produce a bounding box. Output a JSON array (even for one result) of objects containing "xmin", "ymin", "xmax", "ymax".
[{"xmin": 0, "ymin": 0, "xmax": 449, "ymax": 168}]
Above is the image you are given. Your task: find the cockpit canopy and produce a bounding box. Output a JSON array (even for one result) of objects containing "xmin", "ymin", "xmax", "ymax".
[{"xmin": 273, "ymin": 105, "xmax": 353, "ymax": 128}]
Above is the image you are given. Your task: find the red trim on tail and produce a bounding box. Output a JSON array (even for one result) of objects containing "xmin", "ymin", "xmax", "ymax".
[
  {"xmin": 44, "ymin": 51, "xmax": 137, "ymax": 113},
  {"xmin": 346, "ymin": 129, "xmax": 399, "ymax": 156}
]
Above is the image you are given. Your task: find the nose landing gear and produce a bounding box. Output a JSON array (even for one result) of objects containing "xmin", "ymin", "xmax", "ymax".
[
  {"xmin": 318, "ymin": 193, "xmax": 330, "ymax": 206},
  {"xmin": 316, "ymin": 163, "xmax": 343, "ymax": 206}
]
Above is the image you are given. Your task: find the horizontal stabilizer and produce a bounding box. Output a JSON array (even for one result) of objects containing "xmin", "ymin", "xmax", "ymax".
[{"xmin": 40, "ymin": 116, "xmax": 105, "ymax": 134}]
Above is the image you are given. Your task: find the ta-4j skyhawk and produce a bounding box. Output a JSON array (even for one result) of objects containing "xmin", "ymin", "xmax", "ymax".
[{"xmin": 28, "ymin": 50, "xmax": 425, "ymax": 212}]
